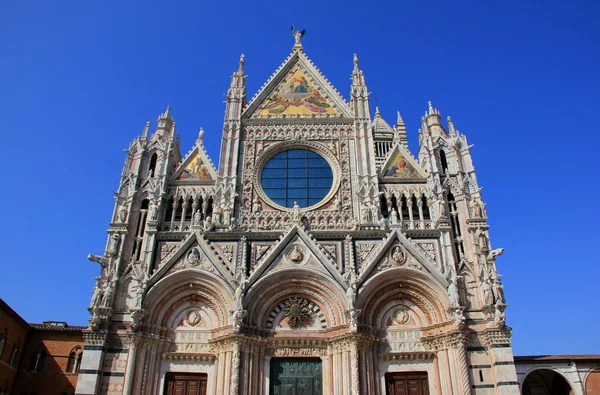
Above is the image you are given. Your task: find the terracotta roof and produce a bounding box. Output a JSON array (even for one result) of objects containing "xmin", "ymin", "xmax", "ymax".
[
  {"xmin": 515, "ymin": 355, "xmax": 600, "ymax": 362},
  {"xmin": 29, "ymin": 322, "xmax": 87, "ymax": 332}
]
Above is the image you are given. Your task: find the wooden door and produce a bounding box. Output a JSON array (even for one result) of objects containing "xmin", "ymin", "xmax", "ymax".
[
  {"xmin": 270, "ymin": 358, "xmax": 322, "ymax": 395},
  {"xmin": 164, "ymin": 373, "xmax": 207, "ymax": 395},
  {"xmin": 385, "ymin": 372, "xmax": 429, "ymax": 395}
]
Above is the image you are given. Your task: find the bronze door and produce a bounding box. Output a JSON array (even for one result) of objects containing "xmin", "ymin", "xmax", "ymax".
[
  {"xmin": 385, "ymin": 372, "xmax": 429, "ymax": 395},
  {"xmin": 164, "ymin": 373, "xmax": 207, "ymax": 395},
  {"xmin": 270, "ymin": 357, "xmax": 322, "ymax": 395}
]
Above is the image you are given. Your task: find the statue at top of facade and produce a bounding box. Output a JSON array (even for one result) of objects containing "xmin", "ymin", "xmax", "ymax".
[{"xmin": 469, "ymin": 197, "xmax": 484, "ymax": 218}]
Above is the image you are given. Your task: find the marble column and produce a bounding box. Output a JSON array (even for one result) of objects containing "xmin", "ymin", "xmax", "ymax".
[{"xmin": 75, "ymin": 330, "xmax": 109, "ymax": 395}]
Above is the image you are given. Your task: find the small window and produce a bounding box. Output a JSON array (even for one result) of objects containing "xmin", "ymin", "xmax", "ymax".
[
  {"xmin": 440, "ymin": 149, "xmax": 449, "ymax": 173},
  {"xmin": 148, "ymin": 153, "xmax": 158, "ymax": 177},
  {"xmin": 66, "ymin": 347, "xmax": 83, "ymax": 373},
  {"xmin": 29, "ymin": 348, "xmax": 46, "ymax": 372}
]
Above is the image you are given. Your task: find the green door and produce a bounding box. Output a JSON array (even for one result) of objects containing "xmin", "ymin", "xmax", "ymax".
[{"xmin": 270, "ymin": 357, "xmax": 322, "ymax": 395}]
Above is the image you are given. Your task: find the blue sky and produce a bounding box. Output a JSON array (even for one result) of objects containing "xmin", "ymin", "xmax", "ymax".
[{"xmin": 1, "ymin": 1, "xmax": 598, "ymax": 356}]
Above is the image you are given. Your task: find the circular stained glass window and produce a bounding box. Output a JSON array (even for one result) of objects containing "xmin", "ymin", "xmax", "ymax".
[{"xmin": 260, "ymin": 149, "xmax": 334, "ymax": 209}]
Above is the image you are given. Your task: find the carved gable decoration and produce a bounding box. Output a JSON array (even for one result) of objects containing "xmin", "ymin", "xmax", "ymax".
[
  {"xmin": 247, "ymin": 225, "xmax": 345, "ymax": 288},
  {"xmin": 171, "ymin": 144, "xmax": 217, "ymax": 184},
  {"xmin": 359, "ymin": 230, "xmax": 447, "ymax": 289},
  {"xmin": 243, "ymin": 51, "xmax": 351, "ymax": 119},
  {"xmin": 379, "ymin": 144, "xmax": 427, "ymax": 180},
  {"xmin": 148, "ymin": 231, "xmax": 235, "ymax": 288}
]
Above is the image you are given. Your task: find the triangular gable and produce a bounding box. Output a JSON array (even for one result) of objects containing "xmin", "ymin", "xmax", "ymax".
[
  {"xmin": 148, "ymin": 231, "xmax": 234, "ymax": 288},
  {"xmin": 171, "ymin": 143, "xmax": 217, "ymax": 183},
  {"xmin": 247, "ymin": 225, "xmax": 345, "ymax": 288},
  {"xmin": 243, "ymin": 51, "xmax": 351, "ymax": 119},
  {"xmin": 379, "ymin": 143, "xmax": 427, "ymax": 180},
  {"xmin": 358, "ymin": 229, "xmax": 447, "ymax": 289}
]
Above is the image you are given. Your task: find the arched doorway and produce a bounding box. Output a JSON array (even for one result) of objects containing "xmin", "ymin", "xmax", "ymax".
[{"xmin": 522, "ymin": 369, "xmax": 574, "ymax": 395}]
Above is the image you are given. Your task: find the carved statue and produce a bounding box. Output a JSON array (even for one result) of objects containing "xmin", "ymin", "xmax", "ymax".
[
  {"xmin": 447, "ymin": 272, "xmax": 460, "ymax": 306},
  {"xmin": 213, "ymin": 205, "xmax": 222, "ymax": 225},
  {"xmin": 292, "ymin": 201, "xmax": 301, "ymax": 221},
  {"xmin": 494, "ymin": 304, "xmax": 506, "ymax": 325},
  {"xmin": 149, "ymin": 200, "xmax": 158, "ymax": 221},
  {"xmin": 291, "ymin": 26, "xmax": 306, "ymax": 45},
  {"xmin": 117, "ymin": 204, "xmax": 128, "ymax": 223},
  {"xmin": 391, "ymin": 246, "xmax": 405, "ymax": 266},
  {"xmin": 203, "ymin": 216, "xmax": 214, "ymax": 231},
  {"xmin": 108, "ymin": 233, "xmax": 120, "ymax": 256},
  {"xmin": 482, "ymin": 279, "xmax": 494, "ymax": 306},
  {"xmin": 222, "ymin": 205, "xmax": 232, "ymax": 226},
  {"xmin": 231, "ymin": 309, "xmax": 247, "ymax": 332},
  {"xmin": 101, "ymin": 284, "xmax": 114, "ymax": 308},
  {"xmin": 89, "ymin": 282, "xmax": 103, "ymax": 310},
  {"xmin": 347, "ymin": 309, "xmax": 358, "ymax": 331},
  {"xmin": 333, "ymin": 198, "xmax": 341, "ymax": 212},
  {"xmin": 362, "ymin": 203, "xmax": 372, "ymax": 223},
  {"xmin": 476, "ymin": 228, "xmax": 489, "ymax": 252},
  {"xmin": 252, "ymin": 201, "xmax": 261, "ymax": 212},
  {"xmin": 346, "ymin": 281, "xmax": 357, "ymax": 310},
  {"xmin": 390, "ymin": 209, "xmax": 398, "ymax": 225},
  {"xmin": 370, "ymin": 201, "xmax": 379, "ymax": 222},
  {"xmin": 132, "ymin": 278, "xmax": 144, "ymax": 309},
  {"xmin": 469, "ymin": 198, "xmax": 484, "ymax": 218},
  {"xmin": 492, "ymin": 280, "xmax": 505, "ymax": 304},
  {"xmin": 193, "ymin": 210, "xmax": 201, "ymax": 225},
  {"xmin": 233, "ymin": 281, "xmax": 245, "ymax": 310},
  {"xmin": 288, "ymin": 246, "xmax": 304, "ymax": 262},
  {"xmin": 435, "ymin": 196, "xmax": 446, "ymax": 218},
  {"xmin": 202, "ymin": 198, "xmax": 209, "ymax": 216}
]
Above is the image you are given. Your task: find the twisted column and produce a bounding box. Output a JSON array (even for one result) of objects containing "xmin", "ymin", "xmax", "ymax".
[{"xmin": 231, "ymin": 342, "xmax": 241, "ymax": 395}]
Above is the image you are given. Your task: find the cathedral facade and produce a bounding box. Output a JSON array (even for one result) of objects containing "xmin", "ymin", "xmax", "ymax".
[{"xmin": 76, "ymin": 35, "xmax": 520, "ymax": 395}]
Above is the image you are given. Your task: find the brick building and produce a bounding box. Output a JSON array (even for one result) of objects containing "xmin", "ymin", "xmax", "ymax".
[
  {"xmin": 0, "ymin": 299, "xmax": 29, "ymax": 395},
  {"xmin": 0, "ymin": 299, "xmax": 84, "ymax": 395}
]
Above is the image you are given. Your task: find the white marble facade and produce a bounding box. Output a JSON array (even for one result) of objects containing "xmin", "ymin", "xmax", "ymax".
[{"xmin": 76, "ymin": 33, "xmax": 520, "ymax": 395}]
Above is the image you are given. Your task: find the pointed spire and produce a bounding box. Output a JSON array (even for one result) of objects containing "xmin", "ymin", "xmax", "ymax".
[
  {"xmin": 196, "ymin": 127, "xmax": 205, "ymax": 145},
  {"xmin": 157, "ymin": 105, "xmax": 173, "ymax": 122},
  {"xmin": 397, "ymin": 111, "xmax": 405, "ymax": 127},
  {"xmin": 447, "ymin": 116, "xmax": 456, "ymax": 135},
  {"xmin": 394, "ymin": 110, "xmax": 408, "ymax": 147},
  {"xmin": 238, "ymin": 54, "xmax": 245, "ymax": 73},
  {"xmin": 353, "ymin": 53, "xmax": 359, "ymax": 71},
  {"xmin": 141, "ymin": 121, "xmax": 150, "ymax": 139},
  {"xmin": 428, "ymin": 101, "xmax": 435, "ymax": 116}
]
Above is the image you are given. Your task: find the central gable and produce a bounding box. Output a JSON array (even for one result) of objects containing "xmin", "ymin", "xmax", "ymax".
[
  {"xmin": 257, "ymin": 68, "xmax": 337, "ymax": 117},
  {"xmin": 243, "ymin": 51, "xmax": 351, "ymax": 119}
]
